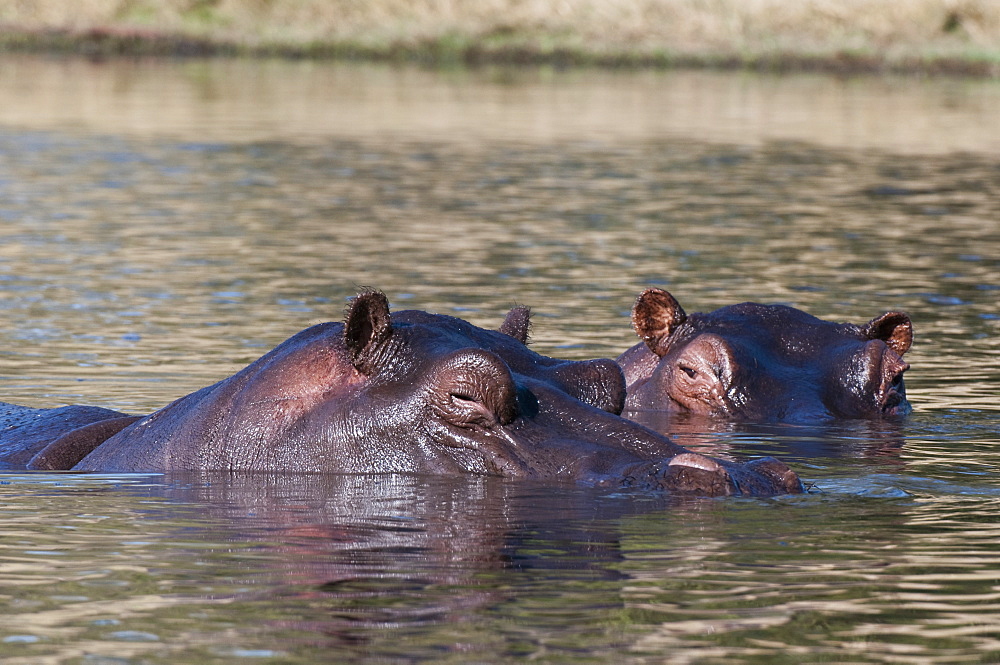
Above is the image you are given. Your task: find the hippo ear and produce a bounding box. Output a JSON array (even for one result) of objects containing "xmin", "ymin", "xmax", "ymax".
[
  {"xmin": 862, "ymin": 311, "xmax": 913, "ymax": 356},
  {"xmin": 344, "ymin": 290, "xmax": 393, "ymax": 372},
  {"xmin": 499, "ymin": 305, "xmax": 531, "ymax": 345},
  {"xmin": 632, "ymin": 288, "xmax": 687, "ymax": 356}
]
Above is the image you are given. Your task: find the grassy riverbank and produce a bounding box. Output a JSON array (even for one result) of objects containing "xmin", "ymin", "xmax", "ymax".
[{"xmin": 2, "ymin": 0, "xmax": 1000, "ymax": 75}]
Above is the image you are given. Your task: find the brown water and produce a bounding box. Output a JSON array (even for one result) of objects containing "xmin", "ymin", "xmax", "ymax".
[{"xmin": 1, "ymin": 55, "xmax": 999, "ymax": 664}]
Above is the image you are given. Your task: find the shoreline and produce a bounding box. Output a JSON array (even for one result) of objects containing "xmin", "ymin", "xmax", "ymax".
[{"xmin": 1, "ymin": 25, "xmax": 999, "ymax": 78}]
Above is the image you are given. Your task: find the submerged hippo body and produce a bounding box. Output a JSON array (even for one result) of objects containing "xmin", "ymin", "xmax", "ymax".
[
  {"xmin": 618, "ymin": 288, "xmax": 913, "ymax": 423},
  {"xmin": 0, "ymin": 403, "xmax": 139, "ymax": 470},
  {"xmin": 1, "ymin": 291, "xmax": 802, "ymax": 497}
]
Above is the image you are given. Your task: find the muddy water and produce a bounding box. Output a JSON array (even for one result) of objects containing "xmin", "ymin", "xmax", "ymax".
[{"xmin": 0, "ymin": 56, "xmax": 999, "ymax": 663}]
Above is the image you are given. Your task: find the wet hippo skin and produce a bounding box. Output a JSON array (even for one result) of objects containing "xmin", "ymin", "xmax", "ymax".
[
  {"xmin": 618, "ymin": 288, "xmax": 913, "ymax": 423},
  {"xmin": 0, "ymin": 291, "xmax": 801, "ymax": 497}
]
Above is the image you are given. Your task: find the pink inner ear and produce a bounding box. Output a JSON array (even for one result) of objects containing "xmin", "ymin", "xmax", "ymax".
[
  {"xmin": 632, "ymin": 288, "xmax": 687, "ymax": 355},
  {"xmin": 864, "ymin": 312, "xmax": 913, "ymax": 356}
]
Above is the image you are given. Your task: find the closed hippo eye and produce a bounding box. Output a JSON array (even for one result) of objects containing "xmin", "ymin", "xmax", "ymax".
[
  {"xmin": 428, "ymin": 349, "xmax": 519, "ymax": 430},
  {"xmin": 448, "ymin": 392, "xmax": 500, "ymax": 429}
]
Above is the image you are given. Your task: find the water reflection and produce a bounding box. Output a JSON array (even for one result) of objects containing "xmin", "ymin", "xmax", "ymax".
[
  {"xmin": 0, "ymin": 472, "xmax": 690, "ymax": 662},
  {"xmin": 0, "ymin": 57, "xmax": 999, "ymax": 154},
  {"xmin": 619, "ymin": 488, "xmax": 1000, "ymax": 663},
  {"xmin": 625, "ymin": 410, "xmax": 909, "ymax": 467},
  {"xmin": 6, "ymin": 471, "xmax": 1000, "ymax": 663}
]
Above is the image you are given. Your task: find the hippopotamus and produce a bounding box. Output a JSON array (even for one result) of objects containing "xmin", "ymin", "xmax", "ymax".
[
  {"xmin": 618, "ymin": 288, "xmax": 913, "ymax": 423},
  {"xmin": 0, "ymin": 291, "xmax": 801, "ymax": 497}
]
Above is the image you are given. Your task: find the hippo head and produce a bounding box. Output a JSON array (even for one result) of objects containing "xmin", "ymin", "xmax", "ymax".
[
  {"xmin": 323, "ymin": 290, "xmax": 636, "ymax": 477},
  {"xmin": 618, "ymin": 288, "xmax": 913, "ymax": 423},
  {"xmin": 65, "ymin": 291, "xmax": 801, "ymax": 497}
]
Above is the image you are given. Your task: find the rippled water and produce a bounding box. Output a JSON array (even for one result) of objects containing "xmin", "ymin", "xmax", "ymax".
[{"xmin": 0, "ymin": 56, "xmax": 999, "ymax": 663}]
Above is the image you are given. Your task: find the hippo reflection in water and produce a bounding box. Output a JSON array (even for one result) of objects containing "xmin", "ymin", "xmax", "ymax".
[
  {"xmin": 618, "ymin": 288, "xmax": 913, "ymax": 423},
  {"xmin": 0, "ymin": 292, "xmax": 802, "ymax": 497}
]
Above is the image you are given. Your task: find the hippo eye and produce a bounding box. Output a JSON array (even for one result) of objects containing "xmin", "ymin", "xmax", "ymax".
[
  {"xmin": 447, "ymin": 391, "xmax": 501, "ymax": 429},
  {"xmin": 451, "ymin": 391, "xmax": 474, "ymax": 402},
  {"xmin": 679, "ymin": 365, "xmax": 698, "ymax": 379},
  {"xmin": 450, "ymin": 392, "xmax": 481, "ymax": 409},
  {"xmin": 430, "ymin": 349, "xmax": 519, "ymax": 430}
]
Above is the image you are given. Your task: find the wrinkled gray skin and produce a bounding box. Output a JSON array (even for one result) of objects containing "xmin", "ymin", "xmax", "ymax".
[
  {"xmin": 0, "ymin": 291, "xmax": 802, "ymax": 497},
  {"xmin": 618, "ymin": 288, "xmax": 913, "ymax": 423}
]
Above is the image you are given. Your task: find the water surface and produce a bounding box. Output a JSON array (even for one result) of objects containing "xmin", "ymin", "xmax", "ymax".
[{"xmin": 0, "ymin": 56, "xmax": 999, "ymax": 664}]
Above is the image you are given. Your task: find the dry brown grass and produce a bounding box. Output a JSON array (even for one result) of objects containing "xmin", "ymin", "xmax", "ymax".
[{"xmin": 2, "ymin": 0, "xmax": 999, "ymax": 72}]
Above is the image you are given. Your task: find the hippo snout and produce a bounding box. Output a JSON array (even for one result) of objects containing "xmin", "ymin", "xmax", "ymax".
[
  {"xmin": 743, "ymin": 457, "xmax": 806, "ymax": 494},
  {"xmin": 879, "ymin": 357, "xmax": 910, "ymax": 416},
  {"xmin": 654, "ymin": 453, "xmax": 804, "ymax": 496},
  {"xmin": 662, "ymin": 453, "xmax": 738, "ymax": 496}
]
